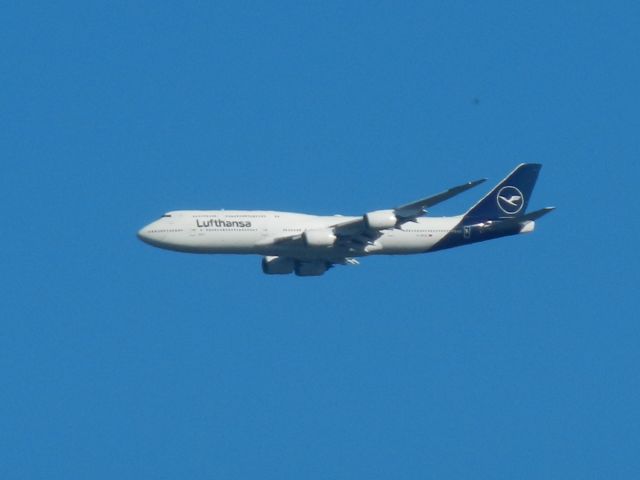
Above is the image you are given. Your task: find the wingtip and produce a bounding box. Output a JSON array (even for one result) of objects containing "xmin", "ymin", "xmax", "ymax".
[{"xmin": 469, "ymin": 178, "xmax": 487, "ymax": 186}]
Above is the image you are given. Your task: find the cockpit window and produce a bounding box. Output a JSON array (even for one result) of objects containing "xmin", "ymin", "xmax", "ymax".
[{"xmin": 161, "ymin": 214, "xmax": 172, "ymax": 218}]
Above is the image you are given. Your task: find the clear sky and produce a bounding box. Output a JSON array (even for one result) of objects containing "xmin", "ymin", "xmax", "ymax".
[{"xmin": 2, "ymin": 2, "xmax": 639, "ymax": 479}]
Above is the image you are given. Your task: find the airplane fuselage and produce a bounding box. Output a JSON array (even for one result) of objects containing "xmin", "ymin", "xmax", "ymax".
[{"xmin": 138, "ymin": 210, "xmax": 528, "ymax": 261}]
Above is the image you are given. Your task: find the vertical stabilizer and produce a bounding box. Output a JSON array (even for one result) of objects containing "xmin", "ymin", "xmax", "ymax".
[{"xmin": 463, "ymin": 163, "xmax": 542, "ymax": 220}]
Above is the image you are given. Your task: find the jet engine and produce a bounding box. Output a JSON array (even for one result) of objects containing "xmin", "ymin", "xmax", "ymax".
[
  {"xmin": 295, "ymin": 261, "xmax": 330, "ymax": 276},
  {"xmin": 303, "ymin": 229, "xmax": 337, "ymax": 247},
  {"xmin": 261, "ymin": 256, "xmax": 295, "ymax": 275},
  {"xmin": 365, "ymin": 209, "xmax": 397, "ymax": 229}
]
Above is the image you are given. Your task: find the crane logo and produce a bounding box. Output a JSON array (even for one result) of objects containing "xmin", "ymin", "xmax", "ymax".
[{"xmin": 497, "ymin": 186, "xmax": 524, "ymax": 214}]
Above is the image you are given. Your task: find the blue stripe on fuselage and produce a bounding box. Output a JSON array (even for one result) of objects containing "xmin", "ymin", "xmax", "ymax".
[{"xmin": 429, "ymin": 217, "xmax": 523, "ymax": 252}]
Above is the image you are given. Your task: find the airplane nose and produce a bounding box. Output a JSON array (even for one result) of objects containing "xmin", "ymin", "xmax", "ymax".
[{"xmin": 137, "ymin": 228, "xmax": 151, "ymax": 243}]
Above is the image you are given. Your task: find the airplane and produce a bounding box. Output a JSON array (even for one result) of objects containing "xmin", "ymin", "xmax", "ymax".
[{"xmin": 137, "ymin": 163, "xmax": 554, "ymax": 276}]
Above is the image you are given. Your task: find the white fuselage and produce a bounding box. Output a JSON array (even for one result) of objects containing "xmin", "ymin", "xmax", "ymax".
[{"xmin": 137, "ymin": 210, "xmax": 465, "ymax": 260}]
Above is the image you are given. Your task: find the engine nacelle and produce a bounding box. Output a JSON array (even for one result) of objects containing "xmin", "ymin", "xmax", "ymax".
[
  {"xmin": 261, "ymin": 256, "xmax": 295, "ymax": 275},
  {"xmin": 365, "ymin": 209, "xmax": 397, "ymax": 229},
  {"xmin": 303, "ymin": 229, "xmax": 337, "ymax": 247},
  {"xmin": 295, "ymin": 261, "xmax": 329, "ymax": 276}
]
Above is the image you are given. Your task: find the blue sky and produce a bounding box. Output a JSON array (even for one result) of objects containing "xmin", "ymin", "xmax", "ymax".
[{"xmin": 1, "ymin": 1, "xmax": 639, "ymax": 478}]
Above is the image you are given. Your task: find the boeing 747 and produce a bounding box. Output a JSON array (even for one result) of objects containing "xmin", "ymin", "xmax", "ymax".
[{"xmin": 137, "ymin": 164, "xmax": 553, "ymax": 276}]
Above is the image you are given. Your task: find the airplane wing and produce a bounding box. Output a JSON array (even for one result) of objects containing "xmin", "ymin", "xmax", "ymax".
[
  {"xmin": 270, "ymin": 177, "xmax": 486, "ymax": 247},
  {"xmin": 394, "ymin": 178, "xmax": 487, "ymax": 218},
  {"xmin": 332, "ymin": 178, "xmax": 487, "ymax": 238}
]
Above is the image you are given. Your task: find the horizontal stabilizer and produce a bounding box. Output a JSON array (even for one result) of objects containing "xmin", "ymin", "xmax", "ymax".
[
  {"xmin": 517, "ymin": 206, "xmax": 555, "ymax": 222},
  {"xmin": 479, "ymin": 206, "xmax": 554, "ymax": 234}
]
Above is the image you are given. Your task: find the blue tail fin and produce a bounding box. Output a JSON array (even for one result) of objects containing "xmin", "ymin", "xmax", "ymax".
[{"xmin": 464, "ymin": 163, "xmax": 542, "ymax": 220}]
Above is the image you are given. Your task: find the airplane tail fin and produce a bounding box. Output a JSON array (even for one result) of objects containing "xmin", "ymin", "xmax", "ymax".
[{"xmin": 463, "ymin": 163, "xmax": 542, "ymax": 220}]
